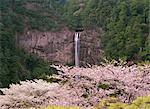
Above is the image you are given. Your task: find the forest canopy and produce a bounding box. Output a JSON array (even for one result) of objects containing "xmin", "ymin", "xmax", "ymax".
[{"xmin": 64, "ymin": 0, "xmax": 149, "ymax": 60}]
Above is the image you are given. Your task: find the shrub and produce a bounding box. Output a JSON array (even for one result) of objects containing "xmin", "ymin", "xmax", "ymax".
[{"xmin": 93, "ymin": 95, "xmax": 150, "ymax": 109}]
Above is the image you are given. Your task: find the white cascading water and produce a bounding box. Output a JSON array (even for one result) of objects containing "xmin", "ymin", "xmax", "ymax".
[{"xmin": 74, "ymin": 32, "xmax": 80, "ymax": 67}]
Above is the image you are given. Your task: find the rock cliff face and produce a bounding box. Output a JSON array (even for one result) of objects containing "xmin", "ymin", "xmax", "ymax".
[{"xmin": 19, "ymin": 27, "xmax": 103, "ymax": 65}]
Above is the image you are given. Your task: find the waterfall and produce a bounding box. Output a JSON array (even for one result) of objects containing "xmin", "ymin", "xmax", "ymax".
[{"xmin": 74, "ymin": 32, "xmax": 80, "ymax": 67}]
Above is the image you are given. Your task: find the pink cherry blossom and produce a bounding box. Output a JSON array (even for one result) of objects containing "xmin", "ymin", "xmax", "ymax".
[{"xmin": 0, "ymin": 64, "xmax": 149, "ymax": 109}]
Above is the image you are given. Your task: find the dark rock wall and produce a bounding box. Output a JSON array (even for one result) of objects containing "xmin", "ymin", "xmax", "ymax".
[
  {"xmin": 19, "ymin": 27, "xmax": 103, "ymax": 65},
  {"xmin": 80, "ymin": 30, "xmax": 103, "ymax": 66}
]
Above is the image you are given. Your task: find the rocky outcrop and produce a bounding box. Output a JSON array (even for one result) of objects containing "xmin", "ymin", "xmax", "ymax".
[
  {"xmin": 19, "ymin": 27, "xmax": 103, "ymax": 65},
  {"xmin": 80, "ymin": 30, "xmax": 103, "ymax": 65}
]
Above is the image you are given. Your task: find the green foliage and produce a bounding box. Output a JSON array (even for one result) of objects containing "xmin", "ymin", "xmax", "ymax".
[
  {"xmin": 64, "ymin": 0, "xmax": 149, "ymax": 61},
  {"xmin": 98, "ymin": 83, "xmax": 110, "ymax": 90},
  {"xmin": 102, "ymin": 0, "xmax": 149, "ymax": 60},
  {"xmin": 29, "ymin": 95, "xmax": 150, "ymax": 109},
  {"xmin": 0, "ymin": 0, "xmax": 61, "ymax": 87},
  {"xmin": 63, "ymin": 0, "xmax": 88, "ymax": 29},
  {"xmin": 93, "ymin": 95, "xmax": 150, "ymax": 109},
  {"xmin": 0, "ymin": 0, "xmax": 63, "ymax": 31}
]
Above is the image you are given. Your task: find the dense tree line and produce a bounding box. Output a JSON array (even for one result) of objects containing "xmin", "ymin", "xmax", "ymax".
[
  {"xmin": 0, "ymin": 0, "xmax": 61, "ymax": 87},
  {"xmin": 64, "ymin": 0, "xmax": 149, "ymax": 61}
]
